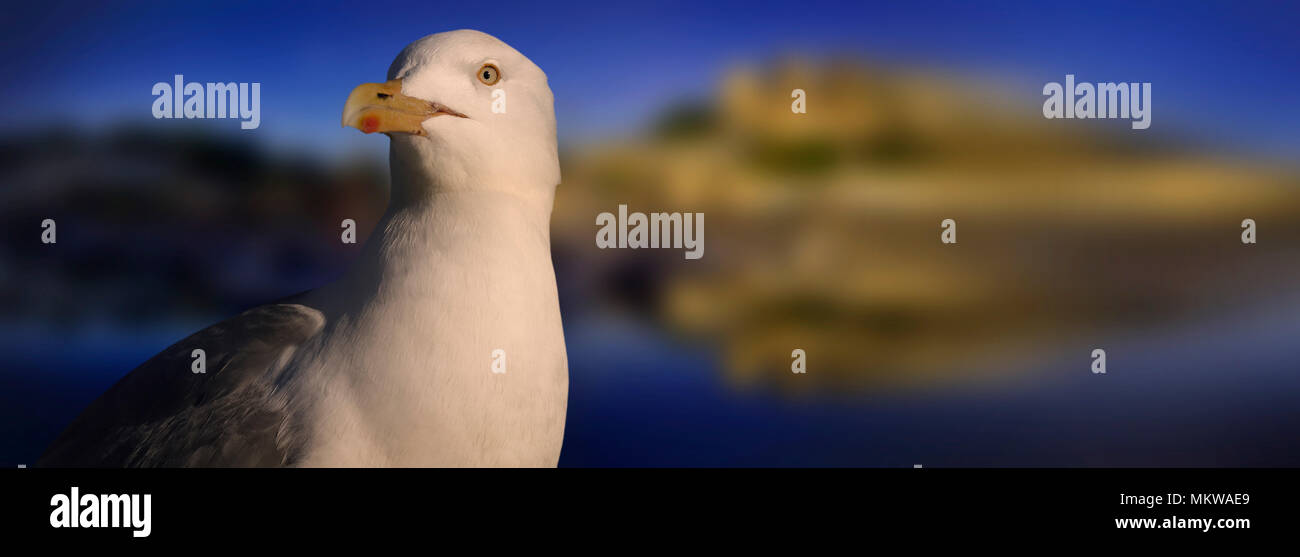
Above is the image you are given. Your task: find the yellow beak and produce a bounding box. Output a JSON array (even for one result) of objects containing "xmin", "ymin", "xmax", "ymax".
[{"xmin": 341, "ymin": 79, "xmax": 465, "ymax": 135}]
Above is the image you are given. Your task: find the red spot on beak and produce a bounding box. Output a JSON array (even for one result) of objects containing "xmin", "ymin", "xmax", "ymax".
[{"xmin": 361, "ymin": 115, "xmax": 379, "ymax": 134}]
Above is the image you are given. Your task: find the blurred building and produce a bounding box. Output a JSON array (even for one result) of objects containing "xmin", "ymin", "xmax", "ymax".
[{"xmin": 553, "ymin": 59, "xmax": 1300, "ymax": 391}]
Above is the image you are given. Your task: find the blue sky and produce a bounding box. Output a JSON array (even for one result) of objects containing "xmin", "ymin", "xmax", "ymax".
[{"xmin": 2, "ymin": 0, "xmax": 1297, "ymax": 160}]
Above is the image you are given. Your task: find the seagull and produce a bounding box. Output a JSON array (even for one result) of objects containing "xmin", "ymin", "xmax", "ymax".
[{"xmin": 40, "ymin": 30, "xmax": 569, "ymax": 467}]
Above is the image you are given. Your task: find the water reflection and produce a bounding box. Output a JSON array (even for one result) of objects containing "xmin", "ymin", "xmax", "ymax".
[{"xmin": 560, "ymin": 297, "xmax": 1300, "ymax": 466}]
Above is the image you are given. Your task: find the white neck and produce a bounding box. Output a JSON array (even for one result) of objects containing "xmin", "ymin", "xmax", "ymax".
[
  {"xmin": 333, "ymin": 189, "xmax": 555, "ymax": 310},
  {"xmin": 295, "ymin": 161, "xmax": 569, "ymax": 466},
  {"xmin": 321, "ymin": 136, "xmax": 559, "ymax": 314}
]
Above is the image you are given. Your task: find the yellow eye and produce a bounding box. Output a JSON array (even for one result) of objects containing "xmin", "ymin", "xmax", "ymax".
[{"xmin": 477, "ymin": 64, "xmax": 500, "ymax": 85}]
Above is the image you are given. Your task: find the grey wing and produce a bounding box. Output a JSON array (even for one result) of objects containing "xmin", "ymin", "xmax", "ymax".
[{"xmin": 38, "ymin": 303, "xmax": 326, "ymax": 467}]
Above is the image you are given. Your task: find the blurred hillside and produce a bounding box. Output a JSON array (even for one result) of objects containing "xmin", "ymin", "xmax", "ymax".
[
  {"xmin": 0, "ymin": 128, "xmax": 387, "ymax": 329},
  {"xmin": 553, "ymin": 60, "xmax": 1300, "ymax": 391}
]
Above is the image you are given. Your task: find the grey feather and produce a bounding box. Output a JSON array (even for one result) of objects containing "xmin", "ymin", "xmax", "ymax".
[{"xmin": 38, "ymin": 303, "xmax": 325, "ymax": 467}]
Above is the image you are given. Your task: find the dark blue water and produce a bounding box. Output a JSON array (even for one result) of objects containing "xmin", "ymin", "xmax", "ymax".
[
  {"xmin": 557, "ymin": 302, "xmax": 1300, "ymax": 466},
  {"xmin": 4, "ymin": 301, "xmax": 1299, "ymax": 467}
]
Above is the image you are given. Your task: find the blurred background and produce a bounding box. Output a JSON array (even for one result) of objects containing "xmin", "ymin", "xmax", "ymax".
[{"xmin": 2, "ymin": 1, "xmax": 1299, "ymax": 466}]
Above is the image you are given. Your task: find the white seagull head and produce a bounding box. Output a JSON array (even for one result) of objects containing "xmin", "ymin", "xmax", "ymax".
[{"xmin": 343, "ymin": 29, "xmax": 559, "ymax": 203}]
